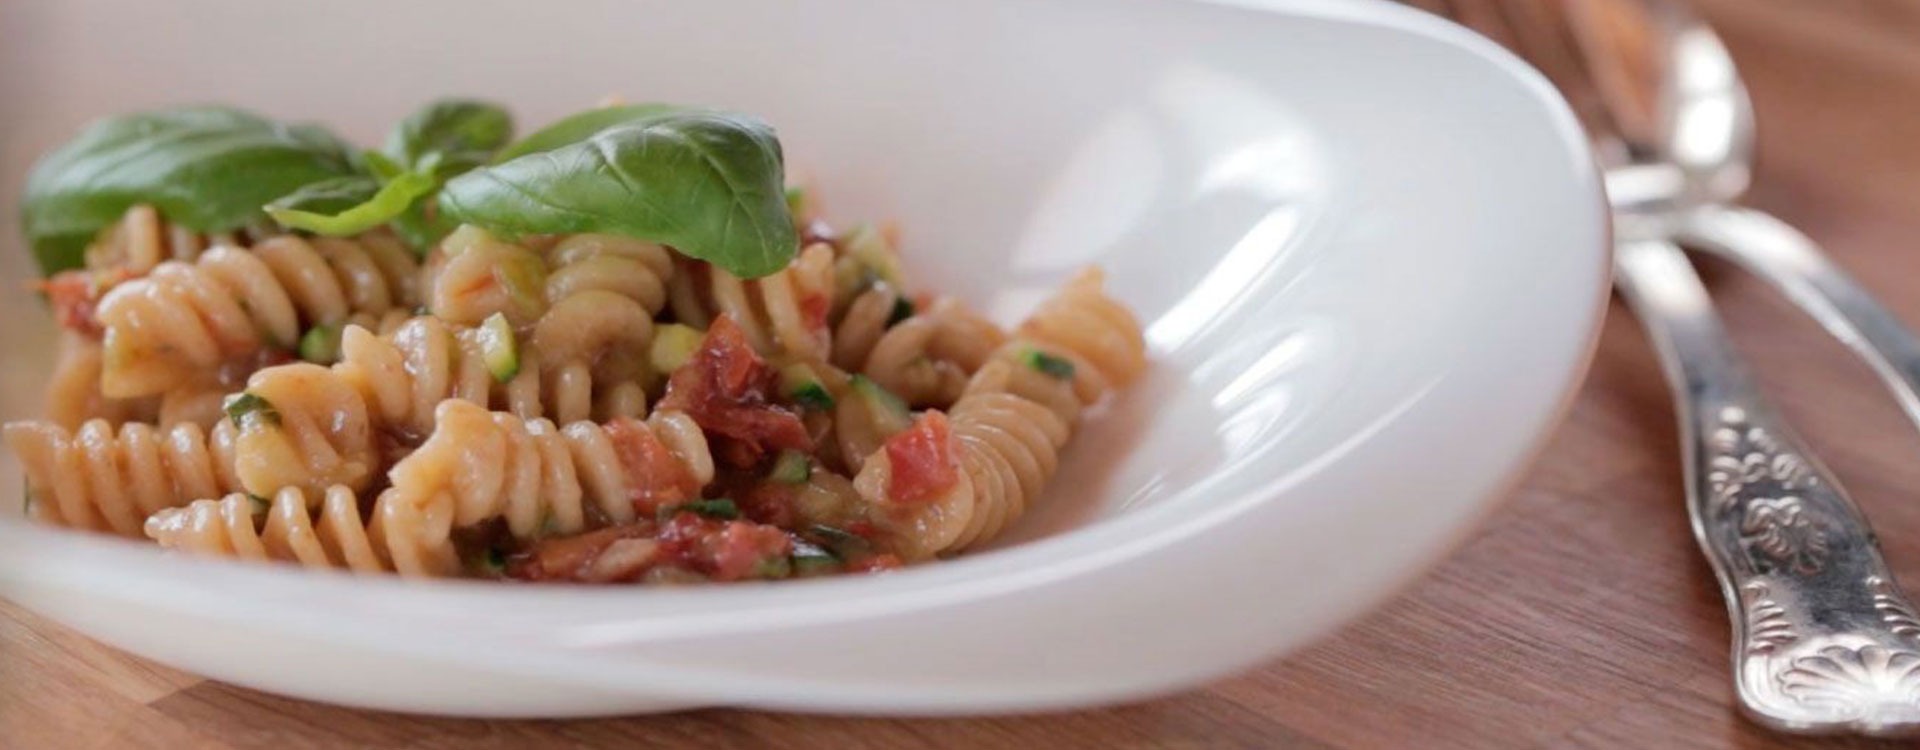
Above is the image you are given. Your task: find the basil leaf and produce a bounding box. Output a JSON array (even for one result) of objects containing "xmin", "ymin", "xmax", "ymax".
[
  {"xmin": 441, "ymin": 112, "xmax": 797, "ymax": 278},
  {"xmin": 492, "ymin": 103, "xmax": 678, "ymax": 163},
  {"xmin": 384, "ymin": 98, "xmax": 513, "ymax": 176},
  {"xmin": 266, "ymin": 170, "xmax": 437, "ymax": 236},
  {"xmin": 21, "ymin": 106, "xmax": 359, "ymax": 275}
]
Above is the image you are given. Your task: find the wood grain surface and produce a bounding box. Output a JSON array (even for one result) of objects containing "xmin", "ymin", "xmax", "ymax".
[{"xmin": 7, "ymin": 1, "xmax": 1920, "ymax": 747}]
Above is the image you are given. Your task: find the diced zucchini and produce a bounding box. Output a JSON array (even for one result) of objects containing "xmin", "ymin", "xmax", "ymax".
[
  {"xmin": 297, "ymin": 324, "xmax": 343, "ymax": 364},
  {"xmin": 770, "ymin": 450, "xmax": 811, "ymax": 484},
  {"xmin": 657, "ymin": 497, "xmax": 740, "ymax": 522},
  {"xmin": 222, "ymin": 392, "xmax": 281, "ymax": 428},
  {"xmin": 477, "ymin": 312, "xmax": 519, "ymax": 382},
  {"xmin": 1020, "ymin": 348, "xmax": 1076, "ymax": 380},
  {"xmin": 780, "ymin": 363, "xmax": 834, "ymax": 411},
  {"xmin": 842, "ymin": 223, "xmax": 904, "ymax": 287},
  {"xmin": 850, "ymin": 375, "xmax": 911, "ymax": 434},
  {"xmin": 650, "ymin": 323, "xmax": 704, "ymax": 375}
]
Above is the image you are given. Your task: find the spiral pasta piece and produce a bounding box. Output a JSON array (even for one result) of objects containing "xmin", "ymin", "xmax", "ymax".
[
  {"xmin": 849, "ymin": 268, "xmax": 1144, "ymax": 559},
  {"xmin": 668, "ymin": 242, "xmax": 836, "ymax": 360},
  {"xmin": 373, "ymin": 399, "xmax": 714, "ymax": 577},
  {"xmin": 850, "ymin": 381, "xmax": 1071, "ymax": 561},
  {"xmin": 836, "ymin": 292, "xmax": 1006, "ymax": 408},
  {"xmin": 228, "ymin": 362, "xmax": 377, "ymax": 497},
  {"xmin": 426, "ymin": 225, "xmax": 549, "ymax": 327},
  {"xmin": 43, "ymin": 333, "xmax": 157, "ymax": 428},
  {"xmin": 146, "ymin": 485, "xmax": 387, "ymax": 573},
  {"xmin": 82, "ymin": 204, "xmax": 268, "ymax": 275},
  {"xmin": 543, "ymin": 233, "xmax": 675, "ymax": 315},
  {"xmin": 326, "ymin": 313, "xmax": 648, "ymax": 443},
  {"xmin": 996, "ymin": 267, "xmax": 1148, "ymax": 410},
  {"xmin": 93, "ymin": 232, "xmax": 420, "ymax": 398},
  {"xmin": 5, "ymin": 418, "xmax": 242, "ymax": 537}
]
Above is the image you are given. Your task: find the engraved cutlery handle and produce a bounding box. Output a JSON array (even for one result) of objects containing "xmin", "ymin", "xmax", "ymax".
[{"xmin": 1614, "ymin": 237, "xmax": 1920, "ymax": 735}]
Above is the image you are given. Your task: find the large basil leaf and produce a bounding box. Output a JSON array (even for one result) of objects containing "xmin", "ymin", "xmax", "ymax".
[
  {"xmin": 384, "ymin": 98, "xmax": 513, "ymax": 176},
  {"xmin": 441, "ymin": 111, "xmax": 796, "ymax": 278},
  {"xmin": 491, "ymin": 103, "xmax": 677, "ymax": 164},
  {"xmin": 21, "ymin": 106, "xmax": 359, "ymax": 274}
]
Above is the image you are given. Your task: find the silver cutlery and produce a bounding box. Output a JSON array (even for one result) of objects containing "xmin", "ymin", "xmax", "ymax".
[{"xmin": 1431, "ymin": 0, "xmax": 1920, "ymax": 735}]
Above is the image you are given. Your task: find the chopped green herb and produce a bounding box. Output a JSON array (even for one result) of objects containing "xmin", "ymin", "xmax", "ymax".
[
  {"xmin": 658, "ymin": 498, "xmax": 740, "ymax": 522},
  {"xmin": 779, "ymin": 363, "xmax": 834, "ymax": 411},
  {"xmin": 784, "ymin": 185, "xmax": 808, "ymax": 215},
  {"xmin": 886, "ymin": 294, "xmax": 915, "ymax": 327},
  {"xmin": 246, "ymin": 493, "xmax": 272, "ymax": 516},
  {"xmin": 298, "ymin": 323, "xmax": 342, "ymax": 364},
  {"xmin": 483, "ymin": 547, "xmax": 508, "ymax": 574},
  {"xmin": 222, "ymin": 392, "xmax": 281, "ymax": 427},
  {"xmin": 22, "ymin": 480, "xmax": 35, "ymax": 518},
  {"xmin": 770, "ymin": 450, "xmax": 811, "ymax": 484},
  {"xmin": 791, "ymin": 382, "xmax": 834, "ymax": 411},
  {"xmin": 1021, "ymin": 348, "xmax": 1077, "ymax": 380}
]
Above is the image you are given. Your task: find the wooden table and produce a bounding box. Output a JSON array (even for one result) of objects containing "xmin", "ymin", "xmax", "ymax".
[{"xmin": 7, "ymin": 2, "xmax": 1920, "ymax": 747}]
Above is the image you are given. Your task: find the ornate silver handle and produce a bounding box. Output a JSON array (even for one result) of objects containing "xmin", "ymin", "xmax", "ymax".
[
  {"xmin": 1613, "ymin": 236, "xmax": 1920, "ymax": 735},
  {"xmin": 1678, "ymin": 205, "xmax": 1920, "ymax": 432}
]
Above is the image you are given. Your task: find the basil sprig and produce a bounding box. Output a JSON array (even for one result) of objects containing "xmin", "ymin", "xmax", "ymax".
[
  {"xmin": 442, "ymin": 110, "xmax": 797, "ymax": 279},
  {"xmin": 269, "ymin": 99, "xmax": 511, "ymax": 242},
  {"xmin": 20, "ymin": 106, "xmax": 359, "ymax": 275}
]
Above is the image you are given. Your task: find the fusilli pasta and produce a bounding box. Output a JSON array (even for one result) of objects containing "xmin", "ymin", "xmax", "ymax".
[
  {"xmin": 93, "ymin": 232, "xmax": 419, "ymax": 398},
  {"xmin": 668, "ymin": 242, "xmax": 837, "ymax": 360},
  {"xmin": 83, "ymin": 203, "xmax": 268, "ymax": 275},
  {"xmin": 145, "ymin": 485, "xmax": 387, "ymax": 573},
  {"xmin": 835, "ymin": 291, "xmax": 1006, "ymax": 408},
  {"xmin": 374, "ymin": 399, "xmax": 714, "ymax": 577},
  {"xmin": 6, "ymin": 418, "xmax": 242, "ymax": 537},
  {"xmin": 851, "ymin": 269, "xmax": 1146, "ymax": 559}
]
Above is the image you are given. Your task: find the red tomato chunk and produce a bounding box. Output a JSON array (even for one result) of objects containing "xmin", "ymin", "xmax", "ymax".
[
  {"xmin": 658, "ymin": 315, "xmax": 811, "ymax": 463},
  {"xmin": 883, "ymin": 411, "xmax": 960, "ymax": 504},
  {"xmin": 605, "ymin": 417, "xmax": 698, "ymax": 516},
  {"xmin": 658, "ymin": 512, "xmax": 794, "ymax": 582}
]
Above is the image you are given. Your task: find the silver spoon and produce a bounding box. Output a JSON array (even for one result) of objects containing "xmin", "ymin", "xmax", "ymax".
[
  {"xmin": 1565, "ymin": 0, "xmax": 1920, "ymax": 734},
  {"xmin": 1576, "ymin": 0, "xmax": 1920, "ymax": 427}
]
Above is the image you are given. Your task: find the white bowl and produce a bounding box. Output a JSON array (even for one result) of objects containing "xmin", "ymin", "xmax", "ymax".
[{"xmin": 0, "ymin": 0, "xmax": 1606, "ymax": 717}]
